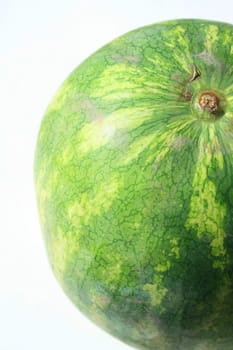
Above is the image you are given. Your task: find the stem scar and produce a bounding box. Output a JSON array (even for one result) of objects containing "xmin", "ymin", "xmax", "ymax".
[{"xmin": 199, "ymin": 92, "xmax": 220, "ymax": 114}]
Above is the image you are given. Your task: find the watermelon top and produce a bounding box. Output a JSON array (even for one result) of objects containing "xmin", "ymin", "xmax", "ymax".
[{"xmin": 35, "ymin": 19, "xmax": 233, "ymax": 350}]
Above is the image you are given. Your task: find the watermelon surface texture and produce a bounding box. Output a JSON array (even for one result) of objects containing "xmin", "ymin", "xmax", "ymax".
[{"xmin": 34, "ymin": 19, "xmax": 233, "ymax": 350}]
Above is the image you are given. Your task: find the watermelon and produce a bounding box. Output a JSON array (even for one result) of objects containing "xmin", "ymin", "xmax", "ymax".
[{"xmin": 34, "ymin": 19, "xmax": 233, "ymax": 349}]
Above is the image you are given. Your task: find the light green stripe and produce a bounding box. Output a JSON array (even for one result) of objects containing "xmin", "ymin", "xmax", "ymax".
[
  {"xmin": 185, "ymin": 124, "xmax": 228, "ymax": 269},
  {"xmin": 205, "ymin": 25, "xmax": 219, "ymax": 52}
]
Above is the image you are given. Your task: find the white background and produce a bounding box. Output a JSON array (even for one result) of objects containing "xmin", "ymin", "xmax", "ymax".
[{"xmin": 1, "ymin": 1, "xmax": 233, "ymax": 349}]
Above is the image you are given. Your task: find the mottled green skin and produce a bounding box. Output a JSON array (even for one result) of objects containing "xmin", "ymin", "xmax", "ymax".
[{"xmin": 35, "ymin": 19, "xmax": 233, "ymax": 349}]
